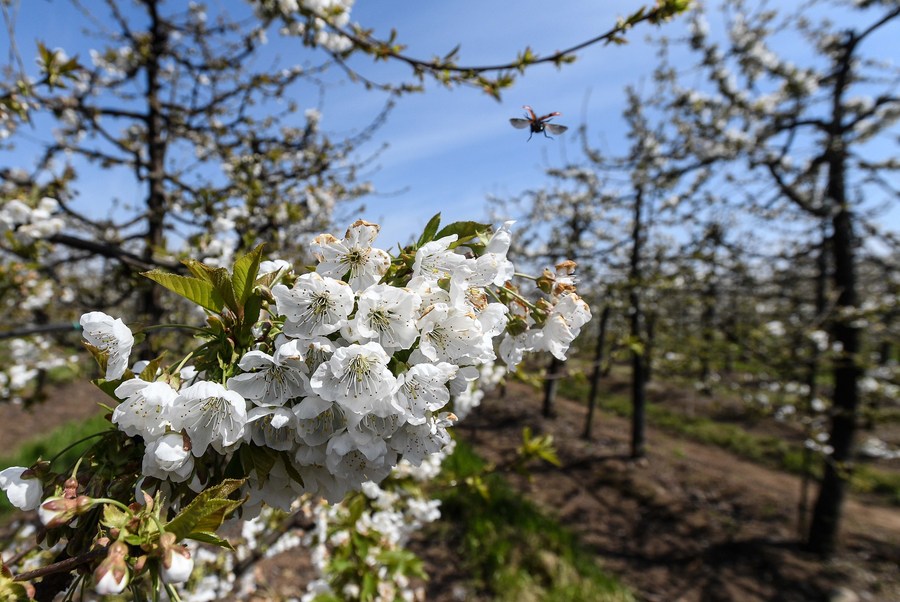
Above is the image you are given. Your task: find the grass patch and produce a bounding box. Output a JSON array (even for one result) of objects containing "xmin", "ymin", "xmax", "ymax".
[
  {"xmin": 433, "ymin": 440, "xmax": 634, "ymax": 602},
  {"xmin": 0, "ymin": 413, "xmax": 112, "ymax": 516},
  {"xmin": 558, "ymin": 379, "xmax": 900, "ymax": 506}
]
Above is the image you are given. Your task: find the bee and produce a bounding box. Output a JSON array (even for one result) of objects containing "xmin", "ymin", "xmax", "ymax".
[{"xmin": 509, "ymin": 105, "xmax": 568, "ymax": 141}]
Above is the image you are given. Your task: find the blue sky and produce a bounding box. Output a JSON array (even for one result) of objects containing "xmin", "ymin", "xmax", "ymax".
[{"xmin": 4, "ymin": 0, "xmax": 898, "ymax": 248}]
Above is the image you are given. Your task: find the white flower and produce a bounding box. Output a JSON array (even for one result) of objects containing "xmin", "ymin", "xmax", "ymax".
[
  {"xmin": 80, "ymin": 311, "xmax": 134, "ymax": 380},
  {"xmin": 416, "ymin": 303, "xmax": 493, "ymax": 364},
  {"xmin": 246, "ymin": 405, "xmax": 297, "ymax": 451},
  {"xmin": 293, "ymin": 394, "xmax": 344, "ymax": 446},
  {"xmin": 161, "ymin": 544, "xmax": 194, "ymax": 583},
  {"xmin": 393, "ymin": 363, "xmax": 457, "ymax": 425},
  {"xmin": 310, "ymin": 342, "xmax": 397, "ymax": 416},
  {"xmin": 411, "ymin": 235, "xmax": 466, "ymax": 283},
  {"xmin": 142, "ymin": 433, "xmax": 194, "ymax": 482},
  {"xmin": 325, "ymin": 431, "xmax": 394, "ymax": 485},
  {"xmin": 169, "ymin": 381, "xmax": 248, "ymax": 456},
  {"xmin": 112, "ymin": 379, "xmax": 179, "ymax": 438},
  {"xmin": 226, "ymin": 340, "xmax": 308, "ymax": 407},
  {"xmin": 94, "ymin": 541, "xmax": 129, "ymax": 595},
  {"xmin": 0, "ymin": 466, "xmax": 42, "ymax": 511},
  {"xmin": 531, "ymin": 294, "xmax": 591, "ymax": 360},
  {"xmin": 350, "ymin": 285, "xmax": 421, "ymax": 351},
  {"xmin": 273, "ymin": 273, "xmax": 354, "ymax": 338},
  {"xmin": 388, "ymin": 413, "xmax": 455, "ymax": 466},
  {"xmin": 499, "ymin": 332, "xmax": 530, "ymax": 368},
  {"xmin": 454, "ymin": 221, "xmax": 516, "ymax": 287},
  {"xmin": 311, "ymin": 220, "xmax": 391, "ymax": 291}
]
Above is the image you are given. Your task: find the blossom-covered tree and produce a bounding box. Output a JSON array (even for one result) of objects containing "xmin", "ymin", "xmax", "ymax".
[{"xmin": 654, "ymin": 0, "xmax": 900, "ymax": 555}]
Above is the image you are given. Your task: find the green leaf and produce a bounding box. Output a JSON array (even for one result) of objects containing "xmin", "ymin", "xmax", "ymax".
[
  {"xmin": 209, "ymin": 267, "xmax": 239, "ymax": 313},
  {"xmin": 434, "ymin": 220, "xmax": 491, "ymax": 244},
  {"xmin": 183, "ymin": 259, "xmax": 217, "ymax": 283},
  {"xmin": 93, "ymin": 376, "xmax": 129, "ymax": 401},
  {"xmin": 416, "ymin": 213, "xmax": 441, "ymax": 247},
  {"xmin": 185, "ymin": 530, "xmax": 235, "ymax": 550},
  {"xmin": 280, "ymin": 451, "xmax": 305, "ymax": 487},
  {"xmin": 138, "ymin": 355, "xmax": 165, "ymax": 382},
  {"xmin": 142, "ymin": 270, "xmax": 224, "ymax": 313},
  {"xmin": 164, "ymin": 478, "xmax": 246, "ymax": 542},
  {"xmin": 240, "ymin": 445, "xmax": 277, "ymax": 486},
  {"xmin": 101, "ymin": 503, "xmax": 129, "ymax": 529},
  {"xmin": 232, "ymin": 244, "xmax": 265, "ymax": 305}
]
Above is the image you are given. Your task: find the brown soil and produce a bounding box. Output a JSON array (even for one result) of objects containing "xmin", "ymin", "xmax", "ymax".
[
  {"xmin": 448, "ymin": 381, "xmax": 899, "ymax": 602},
  {"xmin": 1, "ymin": 380, "xmax": 898, "ymax": 602}
]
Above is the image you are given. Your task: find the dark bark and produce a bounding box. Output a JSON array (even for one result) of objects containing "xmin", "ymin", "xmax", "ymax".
[
  {"xmin": 542, "ymin": 356, "xmax": 564, "ymax": 418},
  {"xmin": 630, "ymin": 188, "xmax": 646, "ymax": 459},
  {"xmin": 799, "ymin": 229, "xmax": 829, "ymax": 537},
  {"xmin": 583, "ymin": 304, "xmax": 611, "ymax": 440},
  {"xmin": 139, "ymin": 0, "xmax": 168, "ymax": 340},
  {"xmin": 644, "ymin": 309, "xmax": 656, "ymax": 383},
  {"xmin": 808, "ymin": 30, "xmax": 864, "ymax": 557}
]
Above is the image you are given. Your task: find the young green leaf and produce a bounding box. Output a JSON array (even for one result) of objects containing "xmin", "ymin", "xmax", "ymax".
[
  {"xmin": 435, "ymin": 220, "xmax": 491, "ymax": 244},
  {"xmin": 164, "ymin": 478, "xmax": 246, "ymax": 542},
  {"xmin": 142, "ymin": 270, "xmax": 224, "ymax": 313},
  {"xmin": 232, "ymin": 244, "xmax": 265, "ymax": 305},
  {"xmin": 416, "ymin": 213, "xmax": 442, "ymax": 247}
]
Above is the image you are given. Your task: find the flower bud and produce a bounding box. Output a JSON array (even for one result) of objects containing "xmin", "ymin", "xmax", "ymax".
[
  {"xmin": 38, "ymin": 496, "xmax": 78, "ymax": 528},
  {"xmin": 0, "ymin": 466, "xmax": 43, "ymax": 511},
  {"xmin": 161, "ymin": 545, "xmax": 194, "ymax": 584},
  {"xmin": 94, "ymin": 541, "xmax": 129, "ymax": 595},
  {"xmin": 38, "ymin": 494, "xmax": 94, "ymax": 528}
]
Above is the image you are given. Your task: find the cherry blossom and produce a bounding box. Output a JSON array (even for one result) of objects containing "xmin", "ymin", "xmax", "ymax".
[{"xmin": 80, "ymin": 311, "xmax": 135, "ymax": 380}]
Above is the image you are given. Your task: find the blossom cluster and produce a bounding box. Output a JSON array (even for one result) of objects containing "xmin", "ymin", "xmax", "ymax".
[
  {"xmin": 0, "ymin": 218, "xmax": 590, "ymax": 597},
  {"xmin": 0, "ymin": 197, "xmax": 64, "ymax": 244},
  {"xmin": 113, "ymin": 221, "xmax": 583, "ymax": 508}
]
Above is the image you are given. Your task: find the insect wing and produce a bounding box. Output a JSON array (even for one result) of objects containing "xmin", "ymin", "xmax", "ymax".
[
  {"xmin": 509, "ymin": 118, "xmax": 532, "ymax": 129},
  {"xmin": 544, "ymin": 123, "xmax": 568, "ymax": 135},
  {"xmin": 537, "ymin": 111, "xmax": 562, "ymax": 123}
]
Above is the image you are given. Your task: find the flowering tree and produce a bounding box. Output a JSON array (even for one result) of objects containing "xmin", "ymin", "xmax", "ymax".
[
  {"xmin": 0, "ymin": 217, "xmax": 590, "ymax": 599},
  {"xmin": 650, "ymin": 0, "xmax": 900, "ymax": 555},
  {"xmin": 0, "ymin": 0, "xmax": 691, "ymax": 406}
]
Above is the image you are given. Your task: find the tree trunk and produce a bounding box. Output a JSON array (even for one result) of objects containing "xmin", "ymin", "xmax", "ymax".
[
  {"xmin": 644, "ymin": 309, "xmax": 656, "ymax": 384},
  {"xmin": 583, "ymin": 304, "xmax": 611, "ymax": 440},
  {"xmin": 799, "ymin": 229, "xmax": 829, "ymax": 537},
  {"xmin": 808, "ymin": 36, "xmax": 861, "ymax": 555},
  {"xmin": 139, "ymin": 0, "xmax": 168, "ymax": 344},
  {"xmin": 630, "ymin": 188, "xmax": 646, "ymax": 459},
  {"xmin": 807, "ymin": 204, "xmax": 860, "ymax": 556},
  {"xmin": 542, "ymin": 356, "xmax": 563, "ymax": 418}
]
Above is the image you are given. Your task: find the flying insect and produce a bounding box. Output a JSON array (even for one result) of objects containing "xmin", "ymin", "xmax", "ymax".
[{"xmin": 509, "ymin": 105, "xmax": 568, "ymax": 141}]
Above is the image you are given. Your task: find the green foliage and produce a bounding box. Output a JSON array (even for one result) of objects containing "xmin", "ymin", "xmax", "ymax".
[
  {"xmin": 164, "ymin": 478, "xmax": 246, "ymax": 548},
  {"xmin": 142, "ymin": 269, "xmax": 225, "ymax": 314},
  {"xmin": 517, "ymin": 426, "xmax": 562, "ymax": 468},
  {"xmin": 435, "ymin": 441, "xmax": 633, "ymax": 601}
]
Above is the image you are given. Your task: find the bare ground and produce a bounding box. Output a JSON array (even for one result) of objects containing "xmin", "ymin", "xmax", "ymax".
[
  {"xmin": 450, "ymin": 381, "xmax": 899, "ymax": 602},
  {"xmin": 1, "ymin": 380, "xmax": 898, "ymax": 601}
]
